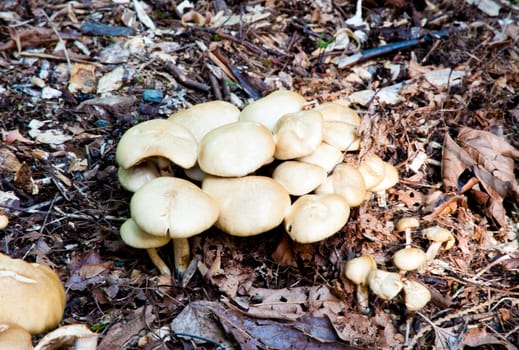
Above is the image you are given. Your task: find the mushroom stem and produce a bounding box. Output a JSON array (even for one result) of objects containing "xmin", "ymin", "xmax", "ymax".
[
  {"xmin": 404, "ymin": 228, "xmax": 412, "ymax": 248},
  {"xmin": 146, "ymin": 248, "xmax": 171, "ymax": 276},
  {"xmin": 425, "ymin": 242, "xmax": 442, "ymax": 262},
  {"xmin": 173, "ymin": 238, "xmax": 190, "ymax": 278},
  {"xmin": 376, "ymin": 190, "xmax": 387, "ymax": 207},
  {"xmin": 357, "ymin": 285, "xmax": 370, "ymax": 314}
]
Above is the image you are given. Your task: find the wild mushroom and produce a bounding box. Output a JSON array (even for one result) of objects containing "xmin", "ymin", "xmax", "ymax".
[
  {"xmin": 344, "ymin": 254, "xmax": 377, "ymax": 314},
  {"xmin": 422, "ymin": 226, "xmax": 455, "ymax": 262},
  {"xmin": 116, "ymin": 118, "xmax": 198, "ymax": 170},
  {"xmin": 0, "ymin": 213, "xmax": 8, "ymax": 230},
  {"xmin": 239, "ymin": 90, "xmax": 307, "ymax": 131},
  {"xmin": 402, "ymin": 279, "xmax": 431, "ymax": 312},
  {"xmin": 272, "ymin": 109, "xmax": 323, "ymax": 160},
  {"xmin": 322, "ymin": 121, "xmax": 358, "ymax": 151},
  {"xmin": 297, "ymin": 142, "xmax": 344, "ymax": 173},
  {"xmin": 284, "ymin": 194, "xmax": 350, "ymax": 243},
  {"xmin": 272, "ymin": 161, "xmax": 327, "ymax": 196},
  {"xmin": 392, "ymin": 247, "xmax": 427, "ymax": 274},
  {"xmin": 117, "ymin": 160, "xmax": 160, "ymax": 192},
  {"xmin": 0, "ymin": 323, "xmax": 32, "ymax": 350},
  {"xmin": 198, "ymin": 121, "xmax": 275, "ymax": 177},
  {"xmin": 368, "ymin": 269, "xmax": 403, "ymax": 301},
  {"xmin": 130, "ymin": 177, "xmax": 219, "ymax": 276},
  {"xmin": 202, "ymin": 175, "xmax": 291, "ymax": 237},
  {"xmin": 34, "ymin": 324, "xmax": 98, "ymax": 350},
  {"xmin": 358, "ymin": 154, "xmax": 399, "ymax": 206},
  {"xmin": 0, "ymin": 253, "xmax": 66, "ymax": 335},
  {"xmin": 315, "ymin": 163, "xmax": 367, "ymax": 207},
  {"xmin": 168, "ymin": 100, "xmax": 240, "ymax": 142},
  {"xmin": 395, "ymin": 217, "xmax": 420, "ymax": 248},
  {"xmin": 120, "ymin": 218, "xmax": 172, "ymax": 276}
]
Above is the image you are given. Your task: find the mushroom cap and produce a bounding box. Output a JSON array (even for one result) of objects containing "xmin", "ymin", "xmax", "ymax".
[
  {"xmin": 272, "ymin": 161, "xmax": 327, "ymax": 196},
  {"xmin": 116, "ymin": 119, "xmax": 197, "ymax": 169},
  {"xmin": 118, "ymin": 160, "xmax": 160, "ymax": 192},
  {"xmin": 202, "ymin": 175, "xmax": 291, "ymax": 237},
  {"xmin": 403, "ymin": 280, "xmax": 431, "ymax": 311},
  {"xmin": 120, "ymin": 218, "xmax": 170, "ymax": 249},
  {"xmin": 0, "ymin": 323, "xmax": 32, "ymax": 350},
  {"xmin": 357, "ymin": 154, "xmax": 387, "ymax": 190},
  {"xmin": 0, "ymin": 253, "xmax": 66, "ymax": 335},
  {"xmin": 0, "ymin": 214, "xmax": 8, "ymax": 230},
  {"xmin": 368, "ymin": 269, "xmax": 403, "ymax": 301},
  {"xmin": 130, "ymin": 177, "xmax": 219, "ymax": 238},
  {"xmin": 322, "ymin": 121, "xmax": 358, "ymax": 151},
  {"xmin": 345, "ymin": 254, "xmax": 378, "ymax": 286},
  {"xmin": 395, "ymin": 217, "xmax": 420, "ymax": 232},
  {"xmin": 168, "ymin": 100, "xmax": 240, "ymax": 142},
  {"xmin": 239, "ymin": 90, "xmax": 307, "ymax": 131},
  {"xmin": 198, "ymin": 121, "xmax": 275, "ymax": 177},
  {"xmin": 273, "ymin": 110, "xmax": 323, "ymax": 160},
  {"xmin": 314, "ymin": 102, "xmax": 361, "ymax": 126},
  {"xmin": 393, "ymin": 247, "xmax": 427, "ymax": 272},
  {"xmin": 315, "ymin": 163, "xmax": 367, "ymax": 207},
  {"xmin": 297, "ymin": 142, "xmax": 344, "ymax": 173},
  {"xmin": 422, "ymin": 226, "xmax": 455, "ymax": 248},
  {"xmin": 369, "ymin": 161, "xmax": 399, "ymax": 192},
  {"xmin": 284, "ymin": 194, "xmax": 350, "ymax": 243},
  {"xmin": 34, "ymin": 324, "xmax": 98, "ymax": 350}
]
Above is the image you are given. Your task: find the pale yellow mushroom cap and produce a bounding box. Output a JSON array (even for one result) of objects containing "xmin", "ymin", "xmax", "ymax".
[
  {"xmin": 202, "ymin": 175, "xmax": 291, "ymax": 237},
  {"xmin": 273, "ymin": 109, "xmax": 323, "ymax": 160},
  {"xmin": 315, "ymin": 163, "xmax": 367, "ymax": 207},
  {"xmin": 0, "ymin": 253, "xmax": 66, "ymax": 335},
  {"xmin": 0, "ymin": 214, "xmax": 8, "ymax": 230},
  {"xmin": 117, "ymin": 160, "xmax": 160, "ymax": 192},
  {"xmin": 368, "ymin": 269, "xmax": 403, "ymax": 301},
  {"xmin": 357, "ymin": 154, "xmax": 387, "ymax": 190},
  {"xmin": 198, "ymin": 121, "xmax": 275, "ymax": 177},
  {"xmin": 116, "ymin": 119, "xmax": 197, "ymax": 170},
  {"xmin": 0, "ymin": 323, "xmax": 32, "ymax": 350},
  {"xmin": 370, "ymin": 161, "xmax": 399, "ymax": 192},
  {"xmin": 396, "ymin": 217, "xmax": 420, "ymax": 232},
  {"xmin": 403, "ymin": 280, "xmax": 431, "ymax": 311},
  {"xmin": 297, "ymin": 143, "xmax": 344, "ymax": 173},
  {"xmin": 284, "ymin": 194, "xmax": 350, "ymax": 243},
  {"xmin": 120, "ymin": 218, "xmax": 170, "ymax": 249},
  {"xmin": 239, "ymin": 90, "xmax": 307, "ymax": 131},
  {"xmin": 422, "ymin": 226, "xmax": 455, "ymax": 248},
  {"xmin": 345, "ymin": 254, "xmax": 378, "ymax": 286},
  {"xmin": 130, "ymin": 177, "xmax": 219, "ymax": 238},
  {"xmin": 314, "ymin": 102, "xmax": 361, "ymax": 126},
  {"xmin": 272, "ymin": 161, "xmax": 327, "ymax": 196},
  {"xmin": 168, "ymin": 100, "xmax": 240, "ymax": 142},
  {"xmin": 393, "ymin": 247, "xmax": 427, "ymax": 272},
  {"xmin": 322, "ymin": 121, "xmax": 358, "ymax": 151}
]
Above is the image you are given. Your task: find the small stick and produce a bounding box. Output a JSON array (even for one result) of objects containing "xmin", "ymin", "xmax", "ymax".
[{"xmin": 165, "ymin": 62, "xmax": 210, "ymax": 92}]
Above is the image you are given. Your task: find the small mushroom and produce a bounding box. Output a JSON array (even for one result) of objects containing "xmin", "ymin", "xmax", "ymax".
[
  {"xmin": 314, "ymin": 102, "xmax": 360, "ymax": 125},
  {"xmin": 34, "ymin": 324, "xmax": 98, "ymax": 350},
  {"xmin": 297, "ymin": 142, "xmax": 344, "ymax": 173},
  {"xmin": 368, "ymin": 269, "xmax": 403, "ymax": 301},
  {"xmin": 284, "ymin": 194, "xmax": 350, "ymax": 243},
  {"xmin": 130, "ymin": 177, "xmax": 219, "ymax": 276},
  {"xmin": 202, "ymin": 175, "xmax": 291, "ymax": 237},
  {"xmin": 272, "ymin": 109, "xmax": 323, "ymax": 160},
  {"xmin": 322, "ymin": 121, "xmax": 358, "ymax": 151},
  {"xmin": 402, "ymin": 279, "xmax": 431, "ymax": 312},
  {"xmin": 272, "ymin": 161, "xmax": 327, "ymax": 196},
  {"xmin": 0, "ymin": 212, "xmax": 8, "ymax": 230},
  {"xmin": 0, "ymin": 323, "xmax": 32, "ymax": 350},
  {"xmin": 116, "ymin": 119, "xmax": 198, "ymax": 170},
  {"xmin": 239, "ymin": 90, "xmax": 307, "ymax": 131},
  {"xmin": 168, "ymin": 100, "xmax": 240, "ymax": 142},
  {"xmin": 358, "ymin": 155, "xmax": 399, "ymax": 207},
  {"xmin": 117, "ymin": 160, "xmax": 161, "ymax": 192},
  {"xmin": 120, "ymin": 218, "xmax": 171, "ymax": 276},
  {"xmin": 0, "ymin": 253, "xmax": 66, "ymax": 335},
  {"xmin": 392, "ymin": 247, "xmax": 427, "ymax": 273},
  {"xmin": 422, "ymin": 226, "xmax": 455, "ymax": 262},
  {"xmin": 345, "ymin": 254, "xmax": 377, "ymax": 314},
  {"xmin": 396, "ymin": 217, "xmax": 420, "ymax": 248},
  {"xmin": 315, "ymin": 163, "xmax": 367, "ymax": 207},
  {"xmin": 198, "ymin": 121, "xmax": 275, "ymax": 177}
]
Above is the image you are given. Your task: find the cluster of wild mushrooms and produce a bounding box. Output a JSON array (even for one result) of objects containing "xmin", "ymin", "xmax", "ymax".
[
  {"xmin": 345, "ymin": 217, "xmax": 455, "ymax": 314},
  {"xmin": 116, "ymin": 90, "xmax": 399, "ymax": 276},
  {"xmin": 0, "ymin": 248, "xmax": 97, "ymax": 349}
]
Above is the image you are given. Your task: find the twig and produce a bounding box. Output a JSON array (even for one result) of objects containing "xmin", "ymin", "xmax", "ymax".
[
  {"xmin": 42, "ymin": 11, "xmax": 71, "ymax": 71},
  {"xmin": 165, "ymin": 62, "xmax": 210, "ymax": 92},
  {"xmin": 18, "ymin": 51, "xmax": 103, "ymax": 68}
]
